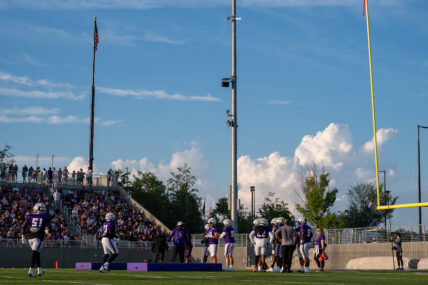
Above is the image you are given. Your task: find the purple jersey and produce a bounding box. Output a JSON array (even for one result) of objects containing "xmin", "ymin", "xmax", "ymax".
[
  {"xmin": 222, "ymin": 226, "xmax": 235, "ymax": 244},
  {"xmin": 205, "ymin": 226, "xmax": 219, "ymax": 245},
  {"xmin": 102, "ymin": 221, "xmax": 116, "ymax": 239},
  {"xmin": 26, "ymin": 214, "xmax": 50, "ymax": 240},
  {"xmin": 168, "ymin": 227, "xmax": 188, "ymax": 247},
  {"xmin": 297, "ymin": 224, "xmax": 312, "ymax": 244},
  {"xmin": 316, "ymin": 234, "xmax": 325, "ymax": 246}
]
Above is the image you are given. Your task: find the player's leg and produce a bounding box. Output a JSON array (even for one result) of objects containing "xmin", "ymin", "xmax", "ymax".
[
  {"xmin": 28, "ymin": 238, "xmax": 41, "ymax": 277},
  {"xmin": 106, "ymin": 239, "xmax": 119, "ymax": 266},
  {"xmin": 100, "ymin": 238, "xmax": 112, "ymax": 272},
  {"xmin": 209, "ymin": 244, "xmax": 217, "ymax": 263},
  {"xmin": 224, "ymin": 244, "xmax": 230, "ymax": 270},
  {"xmin": 254, "ymin": 245, "xmax": 261, "ymax": 272},
  {"xmin": 298, "ymin": 244, "xmax": 304, "ymax": 272},
  {"xmin": 228, "ymin": 244, "xmax": 234, "ymax": 270},
  {"xmin": 203, "ymin": 247, "xmax": 209, "ymax": 263},
  {"xmin": 178, "ymin": 246, "xmax": 185, "ymax": 263},
  {"xmin": 303, "ymin": 243, "xmax": 310, "ymax": 273}
]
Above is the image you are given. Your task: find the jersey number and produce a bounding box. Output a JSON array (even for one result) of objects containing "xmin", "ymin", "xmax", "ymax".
[
  {"xmin": 31, "ymin": 218, "xmax": 43, "ymax": 228},
  {"xmin": 103, "ymin": 225, "xmax": 108, "ymax": 234}
]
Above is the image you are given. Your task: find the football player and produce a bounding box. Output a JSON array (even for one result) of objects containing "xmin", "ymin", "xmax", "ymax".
[
  {"xmin": 167, "ymin": 221, "xmax": 189, "ymax": 263},
  {"xmin": 201, "ymin": 224, "xmax": 210, "ymax": 263},
  {"xmin": 21, "ymin": 203, "xmax": 53, "ymax": 277},
  {"xmin": 296, "ymin": 217, "xmax": 313, "ymax": 273},
  {"xmin": 204, "ymin": 218, "xmax": 219, "ymax": 263},
  {"xmin": 184, "ymin": 228, "xmax": 193, "ymax": 263},
  {"xmin": 219, "ymin": 218, "xmax": 235, "ymax": 271},
  {"xmin": 250, "ymin": 218, "xmax": 274, "ymax": 272},
  {"xmin": 99, "ymin": 212, "xmax": 119, "ymax": 273}
]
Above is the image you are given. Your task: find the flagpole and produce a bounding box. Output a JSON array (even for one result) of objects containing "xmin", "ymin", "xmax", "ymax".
[{"xmin": 89, "ymin": 17, "xmax": 97, "ymax": 172}]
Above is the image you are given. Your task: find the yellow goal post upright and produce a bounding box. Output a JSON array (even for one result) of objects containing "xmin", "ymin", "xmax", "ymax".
[{"xmin": 364, "ymin": 0, "xmax": 428, "ymax": 210}]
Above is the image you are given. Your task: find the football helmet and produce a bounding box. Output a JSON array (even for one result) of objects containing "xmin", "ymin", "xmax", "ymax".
[
  {"xmin": 271, "ymin": 218, "xmax": 277, "ymax": 226},
  {"xmin": 204, "ymin": 224, "xmax": 209, "ymax": 231},
  {"xmin": 297, "ymin": 217, "xmax": 306, "ymax": 224},
  {"xmin": 223, "ymin": 219, "xmax": 232, "ymax": 226},
  {"xmin": 253, "ymin": 219, "xmax": 259, "ymax": 226},
  {"xmin": 208, "ymin": 217, "xmax": 216, "ymax": 224},
  {"xmin": 276, "ymin": 217, "xmax": 285, "ymax": 225},
  {"xmin": 105, "ymin": 212, "xmax": 116, "ymax": 221},
  {"xmin": 33, "ymin": 203, "xmax": 47, "ymax": 214},
  {"xmin": 177, "ymin": 221, "xmax": 184, "ymax": 226}
]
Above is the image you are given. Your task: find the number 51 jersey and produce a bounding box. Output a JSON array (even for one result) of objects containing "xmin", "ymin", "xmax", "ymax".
[{"xmin": 26, "ymin": 214, "xmax": 51, "ymax": 240}]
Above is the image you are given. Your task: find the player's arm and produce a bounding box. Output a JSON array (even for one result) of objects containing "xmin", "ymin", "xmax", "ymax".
[
  {"xmin": 213, "ymin": 230, "xmax": 219, "ymax": 239},
  {"xmin": 321, "ymin": 238, "xmax": 325, "ymax": 251},
  {"xmin": 167, "ymin": 229, "xmax": 174, "ymax": 243},
  {"xmin": 268, "ymin": 231, "xmax": 274, "ymax": 244},
  {"xmin": 249, "ymin": 231, "xmax": 256, "ymax": 244},
  {"xmin": 219, "ymin": 232, "xmax": 226, "ymax": 239},
  {"xmin": 21, "ymin": 220, "xmax": 29, "ymax": 244}
]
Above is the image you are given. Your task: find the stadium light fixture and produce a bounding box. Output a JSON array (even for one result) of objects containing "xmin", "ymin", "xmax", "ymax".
[{"xmin": 222, "ymin": 78, "xmax": 231, "ymax": 88}]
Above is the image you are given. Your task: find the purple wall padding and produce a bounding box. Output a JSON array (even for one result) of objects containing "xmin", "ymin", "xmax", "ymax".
[
  {"xmin": 127, "ymin": 263, "xmax": 148, "ymax": 271},
  {"xmin": 75, "ymin": 263, "xmax": 92, "ymax": 270}
]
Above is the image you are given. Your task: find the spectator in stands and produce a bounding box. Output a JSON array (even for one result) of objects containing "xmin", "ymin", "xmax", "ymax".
[
  {"xmin": 22, "ymin": 165, "xmax": 28, "ymax": 183},
  {"xmin": 1, "ymin": 163, "xmax": 7, "ymax": 182},
  {"xmin": 53, "ymin": 189, "xmax": 61, "ymax": 209},
  {"xmin": 28, "ymin": 166, "xmax": 34, "ymax": 183},
  {"xmin": 47, "ymin": 168, "xmax": 53, "ymax": 185},
  {"xmin": 42, "ymin": 168, "xmax": 47, "ymax": 185},
  {"xmin": 63, "ymin": 167, "xmax": 69, "ymax": 184},
  {"xmin": 72, "ymin": 171, "xmax": 76, "ymax": 185},
  {"xmin": 57, "ymin": 168, "xmax": 62, "ymax": 184},
  {"xmin": 86, "ymin": 168, "xmax": 92, "ymax": 186},
  {"xmin": 34, "ymin": 167, "xmax": 40, "ymax": 183},
  {"xmin": 107, "ymin": 169, "xmax": 113, "ymax": 187}
]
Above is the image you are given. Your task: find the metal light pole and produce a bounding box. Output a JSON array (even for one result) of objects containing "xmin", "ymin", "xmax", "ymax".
[
  {"xmin": 418, "ymin": 125, "xmax": 428, "ymax": 228},
  {"xmin": 223, "ymin": 0, "xmax": 239, "ymax": 232}
]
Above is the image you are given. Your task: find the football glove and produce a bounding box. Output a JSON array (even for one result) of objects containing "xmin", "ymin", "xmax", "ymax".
[{"xmin": 21, "ymin": 236, "xmax": 26, "ymax": 245}]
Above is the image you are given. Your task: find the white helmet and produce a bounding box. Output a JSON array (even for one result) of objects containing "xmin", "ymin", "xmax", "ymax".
[
  {"xmin": 253, "ymin": 219, "xmax": 259, "ymax": 226},
  {"xmin": 208, "ymin": 217, "xmax": 216, "ymax": 224},
  {"xmin": 297, "ymin": 217, "xmax": 306, "ymax": 225},
  {"xmin": 33, "ymin": 203, "xmax": 47, "ymax": 214},
  {"xmin": 223, "ymin": 219, "xmax": 232, "ymax": 226},
  {"xmin": 258, "ymin": 218, "xmax": 266, "ymax": 226},
  {"xmin": 105, "ymin": 212, "xmax": 116, "ymax": 221},
  {"xmin": 204, "ymin": 224, "xmax": 209, "ymax": 231},
  {"xmin": 276, "ymin": 217, "xmax": 285, "ymax": 225},
  {"xmin": 177, "ymin": 221, "xmax": 184, "ymax": 226},
  {"xmin": 271, "ymin": 218, "xmax": 277, "ymax": 226}
]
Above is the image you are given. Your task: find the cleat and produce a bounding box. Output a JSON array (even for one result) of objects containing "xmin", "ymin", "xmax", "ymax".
[
  {"xmin": 28, "ymin": 269, "xmax": 36, "ymax": 277},
  {"xmin": 252, "ymin": 268, "xmax": 258, "ymax": 272},
  {"xmin": 266, "ymin": 267, "xmax": 273, "ymax": 272},
  {"xmin": 37, "ymin": 268, "xmax": 43, "ymax": 276},
  {"xmin": 99, "ymin": 265, "xmax": 106, "ymax": 273},
  {"xmin": 304, "ymin": 267, "xmax": 311, "ymax": 273}
]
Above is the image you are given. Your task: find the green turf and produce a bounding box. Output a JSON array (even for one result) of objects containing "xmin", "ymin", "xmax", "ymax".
[{"xmin": 1, "ymin": 269, "xmax": 428, "ymax": 285}]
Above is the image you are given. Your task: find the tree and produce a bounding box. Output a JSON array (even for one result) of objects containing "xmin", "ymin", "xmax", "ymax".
[
  {"xmin": 210, "ymin": 197, "xmax": 230, "ymax": 223},
  {"xmin": 167, "ymin": 164, "xmax": 203, "ymax": 233},
  {"xmin": 342, "ymin": 183, "xmax": 398, "ymax": 228},
  {"xmin": 258, "ymin": 192, "xmax": 295, "ymax": 226},
  {"xmin": 0, "ymin": 144, "xmax": 14, "ymax": 164},
  {"xmin": 130, "ymin": 171, "xmax": 170, "ymax": 225},
  {"xmin": 296, "ymin": 165, "xmax": 339, "ymax": 228}
]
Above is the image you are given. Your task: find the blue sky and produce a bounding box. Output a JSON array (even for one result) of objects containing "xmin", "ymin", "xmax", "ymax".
[{"xmin": 0, "ymin": 0, "xmax": 427, "ymax": 226}]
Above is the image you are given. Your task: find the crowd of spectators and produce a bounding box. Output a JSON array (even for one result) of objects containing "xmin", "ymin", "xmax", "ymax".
[
  {"xmin": 61, "ymin": 187, "xmax": 166, "ymax": 242},
  {"xmin": 1, "ymin": 163, "xmax": 118, "ymax": 188},
  {"xmin": 0, "ymin": 185, "xmax": 73, "ymax": 241}
]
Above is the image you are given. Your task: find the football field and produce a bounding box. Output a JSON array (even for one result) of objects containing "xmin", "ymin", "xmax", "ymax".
[{"xmin": 1, "ymin": 269, "xmax": 428, "ymax": 285}]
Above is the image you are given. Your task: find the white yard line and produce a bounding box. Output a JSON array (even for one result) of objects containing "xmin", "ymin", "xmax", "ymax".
[{"xmin": 1, "ymin": 275, "xmax": 112, "ymax": 285}]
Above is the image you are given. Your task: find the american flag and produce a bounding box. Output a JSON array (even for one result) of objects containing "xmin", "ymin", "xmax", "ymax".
[{"xmin": 94, "ymin": 20, "xmax": 99, "ymax": 51}]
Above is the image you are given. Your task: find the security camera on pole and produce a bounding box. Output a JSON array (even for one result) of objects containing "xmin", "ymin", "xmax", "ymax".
[{"xmin": 222, "ymin": 0, "xmax": 241, "ymax": 233}]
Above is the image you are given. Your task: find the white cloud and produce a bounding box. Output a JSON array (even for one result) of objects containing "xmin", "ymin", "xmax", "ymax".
[
  {"xmin": 0, "ymin": 70, "xmax": 74, "ymax": 88},
  {"xmin": 237, "ymin": 123, "xmax": 398, "ymax": 213},
  {"xmin": 295, "ymin": 123, "xmax": 353, "ymax": 169},
  {"xmin": 0, "ymin": 87, "xmax": 84, "ymax": 100},
  {"xmin": 0, "ymin": 106, "xmax": 59, "ymax": 115},
  {"xmin": 67, "ymin": 156, "xmax": 89, "ymax": 172},
  {"xmin": 109, "ymin": 123, "xmax": 398, "ymax": 215},
  {"xmin": 0, "ymin": 71, "xmax": 31, "ymax": 85},
  {"xmin": 98, "ymin": 87, "xmax": 220, "ymax": 102},
  {"xmin": 143, "ymin": 33, "xmax": 184, "ymax": 45},
  {"xmin": 267, "ymin": 100, "xmax": 291, "ymax": 105},
  {"xmin": 20, "ymin": 54, "xmax": 50, "ymax": 68},
  {"xmin": 363, "ymin": 128, "xmax": 399, "ymax": 152}
]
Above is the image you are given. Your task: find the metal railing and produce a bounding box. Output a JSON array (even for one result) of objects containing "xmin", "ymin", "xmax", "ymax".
[
  {"xmin": 190, "ymin": 233, "xmax": 250, "ymax": 247},
  {"xmin": 325, "ymin": 224, "xmax": 428, "ymax": 244},
  {"xmin": 0, "ymin": 238, "xmax": 153, "ymax": 249}
]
